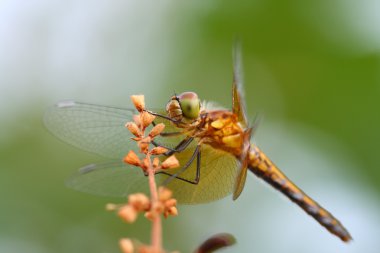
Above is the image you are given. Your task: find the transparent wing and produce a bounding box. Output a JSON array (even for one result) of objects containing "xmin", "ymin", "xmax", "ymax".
[
  {"xmin": 162, "ymin": 144, "xmax": 239, "ymax": 204},
  {"xmin": 232, "ymin": 41, "xmax": 249, "ymax": 128},
  {"xmin": 66, "ymin": 144, "xmax": 239, "ymax": 204},
  {"xmin": 66, "ymin": 160, "xmax": 151, "ymax": 197},
  {"xmin": 44, "ymin": 101, "xmax": 183, "ymax": 159}
]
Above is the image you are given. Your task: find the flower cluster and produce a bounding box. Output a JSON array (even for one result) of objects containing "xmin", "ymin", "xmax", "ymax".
[
  {"xmin": 124, "ymin": 149, "xmax": 180, "ymax": 175},
  {"xmin": 147, "ymin": 187, "xmax": 178, "ymax": 220},
  {"xmin": 107, "ymin": 95, "xmax": 180, "ymax": 253},
  {"xmin": 123, "ymin": 95, "xmax": 180, "ymax": 173},
  {"xmin": 107, "ymin": 188, "xmax": 178, "ymax": 224}
]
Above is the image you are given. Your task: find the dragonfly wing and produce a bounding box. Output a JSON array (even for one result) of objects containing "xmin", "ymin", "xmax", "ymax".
[
  {"xmin": 66, "ymin": 160, "xmax": 151, "ymax": 197},
  {"xmin": 232, "ymin": 164, "xmax": 248, "ymax": 201},
  {"xmin": 44, "ymin": 101, "xmax": 138, "ymax": 159},
  {"xmin": 44, "ymin": 101, "xmax": 183, "ymax": 159},
  {"xmin": 65, "ymin": 143, "xmax": 239, "ymax": 202},
  {"xmin": 160, "ymin": 144, "xmax": 239, "ymax": 204},
  {"xmin": 233, "ymin": 128, "xmax": 252, "ymax": 200},
  {"xmin": 232, "ymin": 41, "xmax": 248, "ymax": 128}
]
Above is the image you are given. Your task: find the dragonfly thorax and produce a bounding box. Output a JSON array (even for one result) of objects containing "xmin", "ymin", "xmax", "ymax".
[{"xmin": 200, "ymin": 110, "xmax": 245, "ymax": 157}]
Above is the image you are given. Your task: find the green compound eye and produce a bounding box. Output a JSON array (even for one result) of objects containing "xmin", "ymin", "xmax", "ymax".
[
  {"xmin": 179, "ymin": 98, "xmax": 200, "ymax": 119},
  {"xmin": 177, "ymin": 92, "xmax": 201, "ymax": 120}
]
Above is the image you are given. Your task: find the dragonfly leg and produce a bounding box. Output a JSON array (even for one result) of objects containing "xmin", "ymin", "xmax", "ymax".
[
  {"xmin": 160, "ymin": 132, "xmax": 182, "ymax": 137},
  {"xmin": 158, "ymin": 144, "xmax": 201, "ymax": 185},
  {"xmin": 151, "ymin": 137, "xmax": 194, "ymax": 156},
  {"xmin": 145, "ymin": 110, "xmax": 181, "ymax": 124},
  {"xmin": 151, "ymin": 121, "xmax": 182, "ymax": 137}
]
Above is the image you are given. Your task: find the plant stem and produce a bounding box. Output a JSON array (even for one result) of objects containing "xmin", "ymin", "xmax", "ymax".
[{"xmin": 147, "ymin": 153, "xmax": 162, "ymax": 252}]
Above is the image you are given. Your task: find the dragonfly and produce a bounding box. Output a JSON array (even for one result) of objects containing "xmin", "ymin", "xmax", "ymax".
[{"xmin": 44, "ymin": 45, "xmax": 352, "ymax": 242}]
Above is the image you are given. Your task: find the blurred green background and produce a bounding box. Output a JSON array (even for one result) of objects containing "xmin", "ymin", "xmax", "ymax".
[{"xmin": 1, "ymin": 1, "xmax": 379, "ymax": 252}]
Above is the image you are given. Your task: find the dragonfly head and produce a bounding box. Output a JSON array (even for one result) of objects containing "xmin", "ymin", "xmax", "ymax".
[{"xmin": 166, "ymin": 91, "xmax": 201, "ymax": 123}]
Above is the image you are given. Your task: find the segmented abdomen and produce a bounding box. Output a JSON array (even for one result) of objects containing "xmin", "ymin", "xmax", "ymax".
[{"xmin": 248, "ymin": 145, "xmax": 352, "ymax": 242}]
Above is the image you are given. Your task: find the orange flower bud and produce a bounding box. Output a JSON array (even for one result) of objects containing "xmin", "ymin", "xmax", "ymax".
[
  {"xmin": 144, "ymin": 211, "xmax": 156, "ymax": 221},
  {"xmin": 124, "ymin": 150, "xmax": 141, "ymax": 166},
  {"xmin": 128, "ymin": 193, "xmax": 150, "ymax": 211},
  {"xmin": 125, "ymin": 122, "xmax": 141, "ymax": 137},
  {"xmin": 119, "ymin": 238, "xmax": 134, "ymax": 253},
  {"xmin": 118, "ymin": 205, "xmax": 137, "ymax": 223},
  {"xmin": 150, "ymin": 146, "xmax": 168, "ymax": 155},
  {"xmin": 164, "ymin": 198, "xmax": 177, "ymax": 208},
  {"xmin": 138, "ymin": 136, "xmax": 151, "ymax": 154},
  {"xmin": 140, "ymin": 111, "xmax": 155, "ymax": 129},
  {"xmin": 130, "ymin": 95, "xmax": 145, "ymax": 112},
  {"xmin": 161, "ymin": 155, "xmax": 180, "ymax": 170},
  {"xmin": 158, "ymin": 187, "xmax": 173, "ymax": 202},
  {"xmin": 152, "ymin": 202, "xmax": 164, "ymax": 214},
  {"xmin": 133, "ymin": 115, "xmax": 141, "ymax": 127},
  {"xmin": 149, "ymin": 123, "xmax": 165, "ymax": 138},
  {"xmin": 141, "ymin": 157, "xmax": 150, "ymax": 171},
  {"xmin": 152, "ymin": 157, "xmax": 160, "ymax": 168},
  {"xmin": 167, "ymin": 206, "xmax": 178, "ymax": 217},
  {"xmin": 139, "ymin": 145, "xmax": 147, "ymax": 157}
]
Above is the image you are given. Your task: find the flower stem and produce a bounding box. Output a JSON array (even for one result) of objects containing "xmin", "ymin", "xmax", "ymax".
[{"xmin": 146, "ymin": 153, "xmax": 162, "ymax": 252}]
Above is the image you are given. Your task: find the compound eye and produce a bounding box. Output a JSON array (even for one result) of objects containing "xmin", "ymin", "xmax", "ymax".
[{"xmin": 178, "ymin": 92, "xmax": 200, "ymax": 120}]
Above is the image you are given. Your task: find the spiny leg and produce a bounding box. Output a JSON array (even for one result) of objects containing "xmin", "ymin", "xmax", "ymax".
[
  {"xmin": 152, "ymin": 120, "xmax": 183, "ymax": 137},
  {"xmin": 158, "ymin": 144, "xmax": 201, "ymax": 185},
  {"xmin": 147, "ymin": 110, "xmax": 201, "ymax": 184},
  {"xmin": 152, "ymin": 137, "xmax": 194, "ymax": 157},
  {"xmin": 150, "ymin": 114, "xmax": 194, "ymax": 155},
  {"xmin": 145, "ymin": 109, "xmax": 181, "ymax": 124}
]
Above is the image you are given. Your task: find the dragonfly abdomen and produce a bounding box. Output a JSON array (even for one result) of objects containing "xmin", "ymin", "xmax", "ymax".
[{"xmin": 248, "ymin": 146, "xmax": 352, "ymax": 242}]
